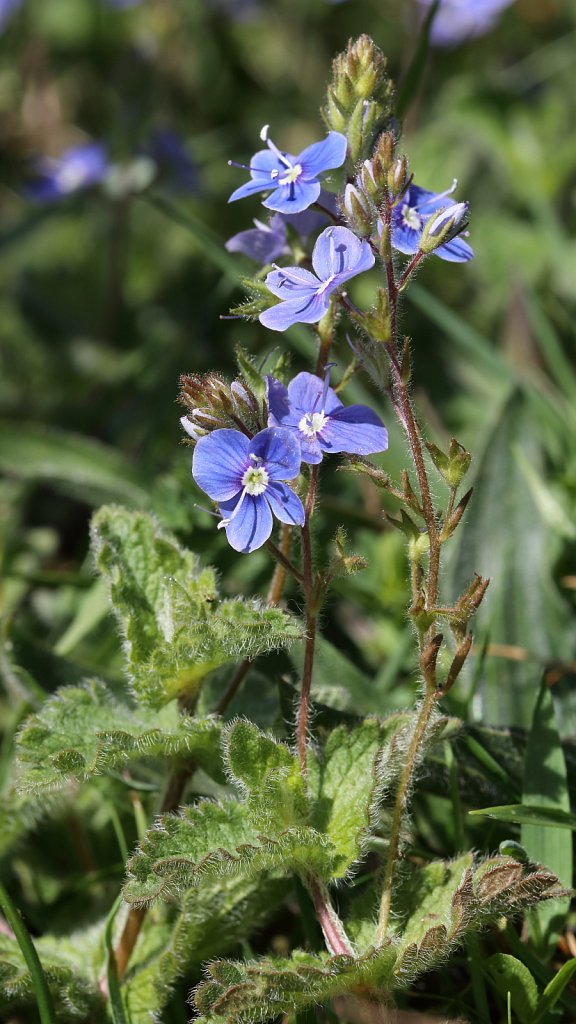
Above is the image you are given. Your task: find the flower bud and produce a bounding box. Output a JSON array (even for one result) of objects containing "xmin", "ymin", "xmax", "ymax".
[
  {"xmin": 387, "ymin": 155, "xmax": 409, "ymax": 198},
  {"xmin": 323, "ymin": 36, "xmax": 394, "ymax": 162},
  {"xmin": 343, "ymin": 183, "xmax": 374, "ymax": 237},
  {"xmin": 419, "ymin": 202, "xmax": 469, "ymax": 254}
]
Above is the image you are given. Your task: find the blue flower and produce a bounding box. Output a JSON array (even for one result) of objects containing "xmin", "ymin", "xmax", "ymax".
[
  {"xmin": 389, "ymin": 182, "xmax": 473, "ymax": 263},
  {"xmin": 225, "ymin": 193, "xmax": 338, "ymax": 265},
  {"xmin": 228, "ymin": 125, "xmax": 347, "ymax": 214},
  {"xmin": 27, "ymin": 143, "xmax": 109, "ymax": 201},
  {"xmin": 267, "ymin": 371, "xmax": 388, "ymax": 465},
  {"xmin": 192, "ymin": 427, "xmax": 305, "ymax": 553},
  {"xmin": 260, "ymin": 226, "xmax": 375, "ymax": 331},
  {"xmin": 416, "ymin": 0, "xmax": 514, "ymax": 46}
]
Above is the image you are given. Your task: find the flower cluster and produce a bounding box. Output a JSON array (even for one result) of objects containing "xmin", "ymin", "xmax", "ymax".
[{"xmin": 185, "ymin": 72, "xmax": 473, "ymax": 552}]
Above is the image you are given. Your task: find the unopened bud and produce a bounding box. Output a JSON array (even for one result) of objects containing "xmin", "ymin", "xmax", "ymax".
[
  {"xmin": 360, "ymin": 159, "xmax": 379, "ymax": 198},
  {"xmin": 374, "ymin": 130, "xmax": 395, "ymax": 170},
  {"xmin": 419, "ymin": 202, "xmax": 469, "ymax": 254},
  {"xmin": 343, "ymin": 183, "xmax": 374, "ymax": 237},
  {"xmin": 387, "ymin": 155, "xmax": 409, "ymax": 197}
]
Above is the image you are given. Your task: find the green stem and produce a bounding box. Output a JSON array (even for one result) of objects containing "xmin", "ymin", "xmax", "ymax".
[
  {"xmin": 375, "ymin": 686, "xmax": 437, "ymax": 944},
  {"xmin": 0, "ymin": 880, "xmax": 56, "ymax": 1024}
]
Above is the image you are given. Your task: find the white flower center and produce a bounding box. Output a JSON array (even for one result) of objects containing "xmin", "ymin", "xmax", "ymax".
[
  {"xmin": 56, "ymin": 162, "xmax": 89, "ymax": 193},
  {"xmin": 278, "ymin": 162, "xmax": 302, "ymax": 185},
  {"xmin": 317, "ymin": 273, "xmax": 337, "ymax": 296},
  {"xmin": 401, "ymin": 204, "xmax": 422, "ymax": 231},
  {"xmin": 299, "ymin": 411, "xmax": 327, "ymax": 438},
  {"xmin": 241, "ymin": 465, "xmax": 269, "ymax": 496}
]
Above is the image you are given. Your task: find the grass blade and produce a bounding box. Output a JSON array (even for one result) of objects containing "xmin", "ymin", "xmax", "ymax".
[{"xmin": 0, "ymin": 881, "xmax": 56, "ymax": 1024}]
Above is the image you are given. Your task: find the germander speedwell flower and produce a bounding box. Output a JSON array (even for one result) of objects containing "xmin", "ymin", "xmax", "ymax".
[
  {"xmin": 27, "ymin": 143, "xmax": 109, "ymax": 201},
  {"xmin": 192, "ymin": 427, "xmax": 305, "ymax": 553},
  {"xmin": 266, "ymin": 370, "xmax": 388, "ymax": 465},
  {"xmin": 228, "ymin": 125, "xmax": 347, "ymax": 214},
  {"xmin": 260, "ymin": 226, "xmax": 375, "ymax": 331},
  {"xmin": 389, "ymin": 181, "xmax": 473, "ymax": 263}
]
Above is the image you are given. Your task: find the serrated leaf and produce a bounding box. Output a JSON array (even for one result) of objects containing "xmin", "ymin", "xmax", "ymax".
[
  {"xmin": 123, "ymin": 874, "xmax": 290, "ymax": 1024},
  {"xmin": 0, "ymin": 931, "xmax": 100, "ymax": 1021},
  {"xmin": 91, "ymin": 506, "xmax": 302, "ymax": 707},
  {"xmin": 192, "ymin": 944, "xmax": 399, "ymax": 1024},
  {"xmin": 394, "ymin": 853, "xmax": 474, "ymax": 949},
  {"xmin": 521, "ymin": 677, "xmax": 572, "ymax": 956},
  {"xmin": 485, "ymin": 954, "xmax": 539, "ymax": 1024},
  {"xmin": 123, "ymin": 799, "xmax": 336, "ymax": 906},
  {"xmin": 15, "ymin": 679, "xmax": 224, "ymax": 793},
  {"xmin": 123, "ymin": 719, "xmax": 408, "ymax": 906}
]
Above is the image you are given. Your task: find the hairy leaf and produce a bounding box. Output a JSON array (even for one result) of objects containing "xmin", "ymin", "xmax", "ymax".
[
  {"xmin": 193, "ymin": 944, "xmax": 399, "ymax": 1024},
  {"xmin": 16, "ymin": 679, "xmax": 224, "ymax": 793},
  {"xmin": 91, "ymin": 506, "xmax": 303, "ymax": 707},
  {"xmin": 0, "ymin": 931, "xmax": 100, "ymax": 1021},
  {"xmin": 123, "ymin": 874, "xmax": 290, "ymax": 1024}
]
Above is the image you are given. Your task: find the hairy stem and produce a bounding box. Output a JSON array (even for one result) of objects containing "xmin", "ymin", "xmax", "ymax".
[
  {"xmin": 297, "ymin": 465, "xmax": 319, "ymax": 777},
  {"xmin": 375, "ymin": 686, "xmax": 437, "ymax": 943},
  {"xmin": 307, "ymin": 876, "xmax": 355, "ymax": 957}
]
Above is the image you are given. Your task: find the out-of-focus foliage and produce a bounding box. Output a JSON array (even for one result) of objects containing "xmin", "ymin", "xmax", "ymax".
[{"xmin": 1, "ymin": 1, "xmax": 576, "ymax": 1022}]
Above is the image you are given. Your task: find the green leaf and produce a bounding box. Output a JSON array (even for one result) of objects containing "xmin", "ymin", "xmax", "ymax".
[
  {"xmin": 447, "ymin": 390, "xmax": 573, "ymax": 729},
  {"xmin": 534, "ymin": 958, "xmax": 576, "ymax": 1022},
  {"xmin": 521, "ymin": 678, "xmax": 572, "ymax": 956},
  {"xmin": 309, "ymin": 719, "xmax": 402, "ymax": 878},
  {"xmin": 16, "ymin": 679, "xmax": 224, "ymax": 793},
  {"xmin": 485, "ymin": 954, "xmax": 539, "ymax": 1024},
  {"xmin": 91, "ymin": 506, "xmax": 302, "ymax": 707},
  {"xmin": 0, "ymin": 421, "xmax": 148, "ymax": 507},
  {"xmin": 193, "ymin": 944, "xmax": 399, "ymax": 1024},
  {"xmin": 0, "ymin": 883, "xmax": 56, "ymax": 1024},
  {"xmin": 123, "ymin": 800, "xmax": 335, "ymax": 906},
  {"xmin": 394, "ymin": 853, "xmax": 474, "ymax": 948},
  {"xmin": 122, "ymin": 875, "xmax": 290, "ymax": 1024},
  {"xmin": 0, "ymin": 931, "xmax": 99, "ymax": 1022},
  {"xmin": 469, "ymin": 803, "xmax": 576, "ymax": 830},
  {"xmin": 123, "ymin": 720, "xmax": 407, "ymax": 904}
]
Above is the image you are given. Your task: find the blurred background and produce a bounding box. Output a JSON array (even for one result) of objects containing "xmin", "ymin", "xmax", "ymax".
[{"xmin": 1, "ymin": 0, "xmax": 575, "ymax": 735}]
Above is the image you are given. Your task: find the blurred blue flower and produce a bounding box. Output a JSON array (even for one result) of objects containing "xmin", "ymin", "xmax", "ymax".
[
  {"xmin": 145, "ymin": 128, "xmax": 198, "ymax": 192},
  {"xmin": 0, "ymin": 0, "xmax": 23, "ymax": 30},
  {"xmin": 225, "ymin": 192, "xmax": 338, "ymax": 265},
  {"xmin": 260, "ymin": 226, "xmax": 375, "ymax": 331},
  {"xmin": 228, "ymin": 125, "xmax": 347, "ymax": 214},
  {"xmin": 267, "ymin": 371, "xmax": 388, "ymax": 465},
  {"xmin": 192, "ymin": 427, "xmax": 304, "ymax": 553},
  {"xmin": 27, "ymin": 143, "xmax": 109, "ymax": 201},
  {"xmin": 389, "ymin": 182, "xmax": 473, "ymax": 262},
  {"xmin": 417, "ymin": 0, "xmax": 514, "ymax": 46}
]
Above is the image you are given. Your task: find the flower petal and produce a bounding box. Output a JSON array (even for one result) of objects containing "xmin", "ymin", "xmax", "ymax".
[
  {"xmin": 436, "ymin": 236, "xmax": 475, "ymax": 262},
  {"xmin": 259, "ymin": 292, "xmax": 329, "ymax": 331},
  {"xmin": 266, "ymin": 376, "xmax": 297, "ymax": 427},
  {"xmin": 228, "ymin": 148, "xmax": 284, "ymax": 203},
  {"xmin": 192, "ymin": 429, "xmax": 249, "ymax": 500},
  {"xmin": 312, "ymin": 226, "xmax": 364, "ymax": 280},
  {"xmin": 286, "ymin": 372, "xmax": 342, "ymax": 416},
  {"xmin": 264, "ymin": 265, "xmax": 320, "ymax": 299},
  {"xmin": 320, "ymin": 406, "xmax": 388, "ymax": 456},
  {"xmin": 265, "ymin": 482, "xmax": 305, "ymax": 526},
  {"xmin": 263, "ymin": 179, "xmax": 321, "ymax": 214},
  {"xmin": 249, "ymin": 427, "xmax": 302, "ymax": 480},
  {"xmin": 225, "ymin": 217, "xmax": 287, "ymax": 264},
  {"xmin": 219, "ymin": 494, "xmax": 273, "ymax": 553},
  {"xmin": 298, "ymin": 132, "xmax": 347, "ymax": 177},
  {"xmin": 391, "ymin": 222, "xmax": 420, "ymax": 255}
]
